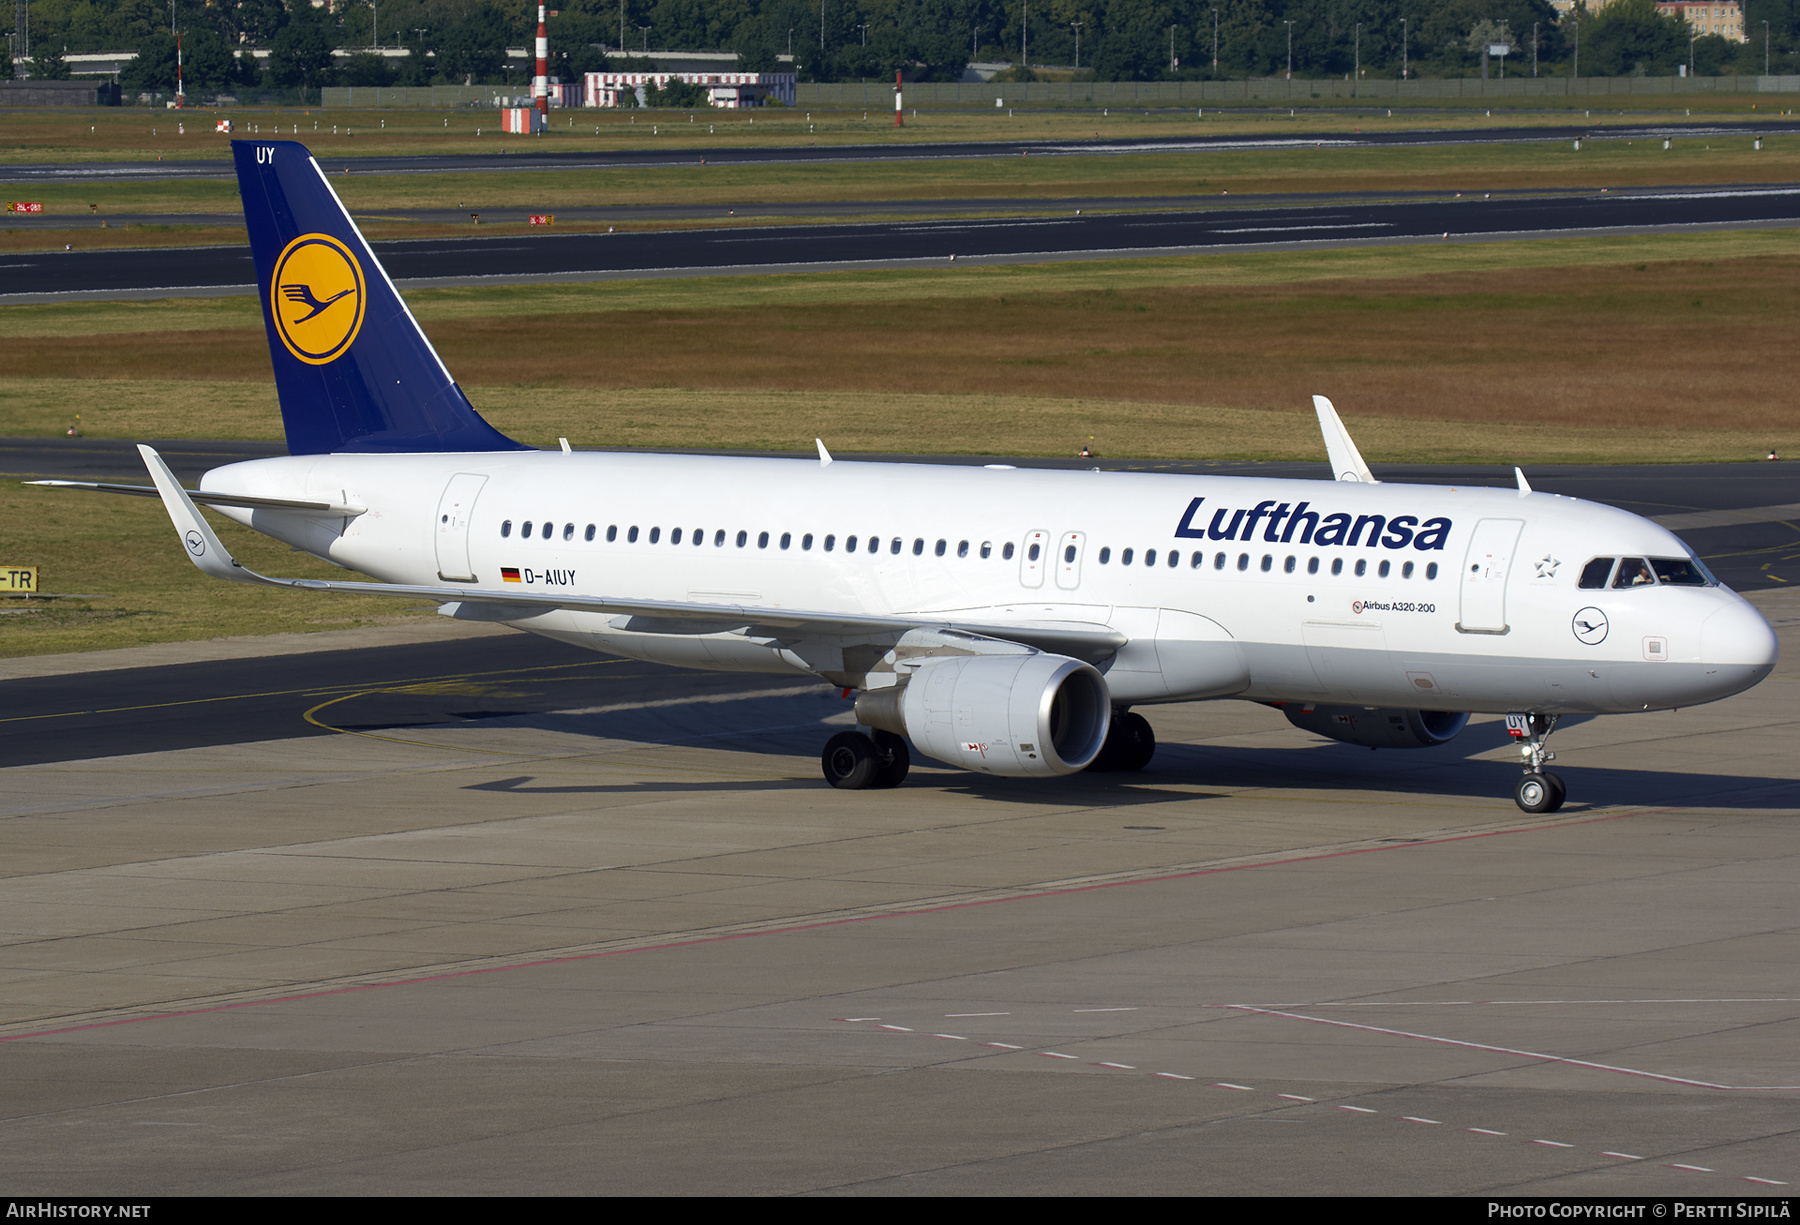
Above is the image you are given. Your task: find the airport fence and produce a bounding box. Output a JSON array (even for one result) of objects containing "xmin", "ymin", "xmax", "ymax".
[
  {"xmin": 321, "ymin": 84, "xmax": 517, "ymax": 108},
  {"xmin": 799, "ymin": 74, "xmax": 1800, "ymax": 107}
]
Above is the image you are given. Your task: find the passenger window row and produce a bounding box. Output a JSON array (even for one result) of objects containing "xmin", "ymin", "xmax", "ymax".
[
  {"xmin": 499, "ymin": 520, "xmax": 1018, "ymax": 561},
  {"xmin": 1095, "ymin": 546, "xmax": 1438, "ymax": 581},
  {"xmin": 495, "ymin": 519, "xmax": 1441, "ymax": 580}
]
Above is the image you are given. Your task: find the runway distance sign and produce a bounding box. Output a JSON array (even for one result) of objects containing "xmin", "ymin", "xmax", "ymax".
[{"xmin": 6, "ymin": 202, "xmax": 43, "ymax": 213}]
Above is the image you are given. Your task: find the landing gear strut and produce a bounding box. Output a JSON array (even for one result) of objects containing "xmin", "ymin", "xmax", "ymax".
[
  {"xmin": 821, "ymin": 729, "xmax": 910, "ymax": 790},
  {"xmin": 1087, "ymin": 710, "xmax": 1155, "ymax": 773},
  {"xmin": 1507, "ymin": 713, "xmax": 1565, "ymax": 813}
]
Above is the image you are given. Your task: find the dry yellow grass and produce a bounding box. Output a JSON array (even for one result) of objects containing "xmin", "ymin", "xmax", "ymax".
[{"xmin": 8, "ymin": 247, "xmax": 1797, "ymax": 441}]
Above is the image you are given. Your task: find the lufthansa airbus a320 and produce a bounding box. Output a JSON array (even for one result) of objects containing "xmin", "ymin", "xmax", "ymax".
[{"xmin": 36, "ymin": 140, "xmax": 1778, "ymax": 812}]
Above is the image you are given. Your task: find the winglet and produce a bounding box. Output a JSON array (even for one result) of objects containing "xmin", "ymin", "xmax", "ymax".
[
  {"xmin": 1311, "ymin": 395, "xmax": 1378, "ymax": 484},
  {"xmin": 138, "ymin": 444, "xmax": 260, "ymax": 584},
  {"xmin": 1514, "ymin": 466, "xmax": 1533, "ymax": 497},
  {"xmin": 816, "ymin": 438, "xmax": 833, "ymax": 466}
]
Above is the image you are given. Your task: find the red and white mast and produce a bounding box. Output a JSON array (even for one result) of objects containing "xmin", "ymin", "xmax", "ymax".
[
  {"xmin": 534, "ymin": 4, "xmax": 549, "ymax": 120},
  {"xmin": 175, "ymin": 32, "xmax": 185, "ymax": 108},
  {"xmin": 894, "ymin": 69, "xmax": 902, "ymax": 127}
]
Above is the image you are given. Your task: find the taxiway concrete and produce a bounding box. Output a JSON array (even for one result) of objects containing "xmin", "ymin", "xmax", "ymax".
[{"xmin": 0, "ymin": 590, "xmax": 1794, "ymax": 1194}]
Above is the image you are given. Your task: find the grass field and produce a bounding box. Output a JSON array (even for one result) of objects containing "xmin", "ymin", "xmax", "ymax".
[{"xmin": 6, "ymin": 231, "xmax": 1799, "ymax": 451}]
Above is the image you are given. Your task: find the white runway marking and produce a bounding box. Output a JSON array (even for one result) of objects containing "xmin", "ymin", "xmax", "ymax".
[{"xmin": 1220, "ymin": 1004, "xmax": 1800, "ymax": 1091}]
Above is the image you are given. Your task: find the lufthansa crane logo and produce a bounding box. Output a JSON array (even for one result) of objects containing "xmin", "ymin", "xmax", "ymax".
[{"xmin": 270, "ymin": 233, "xmax": 365, "ymax": 365}]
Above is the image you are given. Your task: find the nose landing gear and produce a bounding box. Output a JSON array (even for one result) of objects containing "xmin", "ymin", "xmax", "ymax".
[{"xmin": 1507, "ymin": 713, "xmax": 1565, "ymax": 813}]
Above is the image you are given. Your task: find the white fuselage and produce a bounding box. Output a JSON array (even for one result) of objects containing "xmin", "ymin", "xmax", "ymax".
[{"xmin": 201, "ymin": 450, "xmax": 1778, "ymax": 716}]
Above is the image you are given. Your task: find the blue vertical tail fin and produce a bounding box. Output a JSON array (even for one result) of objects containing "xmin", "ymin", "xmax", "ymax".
[{"xmin": 233, "ymin": 140, "xmax": 527, "ymax": 455}]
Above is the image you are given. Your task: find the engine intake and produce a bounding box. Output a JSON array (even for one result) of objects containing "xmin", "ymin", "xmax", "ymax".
[
  {"xmin": 857, "ymin": 652, "xmax": 1111, "ymax": 777},
  {"xmin": 1280, "ymin": 705, "xmax": 1470, "ymax": 750}
]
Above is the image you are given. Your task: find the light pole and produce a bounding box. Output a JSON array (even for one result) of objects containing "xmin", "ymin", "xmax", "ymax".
[
  {"xmin": 1070, "ymin": 21, "xmax": 1080, "ymax": 71},
  {"xmin": 1354, "ymin": 21, "xmax": 1360, "ymax": 94},
  {"xmin": 1170, "ymin": 24, "xmax": 1176, "ymax": 72},
  {"xmin": 1401, "ymin": 17, "xmax": 1408, "ymax": 81},
  {"xmin": 372, "ymin": 0, "xmax": 377, "ymax": 50},
  {"xmin": 1021, "ymin": 2, "xmax": 1027, "ymax": 68},
  {"xmin": 1211, "ymin": 8, "xmax": 1218, "ymax": 71},
  {"xmin": 1765, "ymin": 20, "xmax": 1771, "ymax": 77},
  {"xmin": 1285, "ymin": 19, "xmax": 1293, "ymax": 79},
  {"xmin": 1533, "ymin": 20, "xmax": 1538, "ymax": 77},
  {"xmin": 1690, "ymin": 31, "xmax": 1695, "ymax": 77},
  {"xmin": 639, "ymin": 24, "xmax": 649, "ymax": 52},
  {"xmin": 856, "ymin": 22, "xmax": 867, "ymax": 46},
  {"xmin": 820, "ymin": 0, "xmax": 824, "ymax": 51},
  {"xmin": 1573, "ymin": 13, "xmax": 1579, "ymax": 82}
]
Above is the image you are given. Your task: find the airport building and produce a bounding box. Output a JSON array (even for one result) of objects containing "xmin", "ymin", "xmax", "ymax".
[
  {"xmin": 582, "ymin": 71, "xmax": 797, "ymax": 109},
  {"xmin": 1545, "ymin": 0, "xmax": 1746, "ymax": 40},
  {"xmin": 1654, "ymin": 1, "xmax": 1747, "ymax": 40}
]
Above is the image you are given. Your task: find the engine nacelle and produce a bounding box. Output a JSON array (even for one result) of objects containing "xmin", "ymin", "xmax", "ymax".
[
  {"xmin": 1280, "ymin": 705, "xmax": 1470, "ymax": 749},
  {"xmin": 856, "ymin": 652, "xmax": 1111, "ymax": 778}
]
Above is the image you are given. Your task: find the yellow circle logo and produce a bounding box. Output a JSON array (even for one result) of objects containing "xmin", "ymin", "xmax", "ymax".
[{"xmin": 270, "ymin": 233, "xmax": 365, "ymax": 365}]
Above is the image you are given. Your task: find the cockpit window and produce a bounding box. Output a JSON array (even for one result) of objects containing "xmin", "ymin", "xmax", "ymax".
[
  {"xmin": 1651, "ymin": 557, "xmax": 1712, "ymax": 586},
  {"xmin": 1612, "ymin": 558, "xmax": 1655, "ymax": 589},
  {"xmin": 1579, "ymin": 558, "xmax": 1614, "ymax": 589}
]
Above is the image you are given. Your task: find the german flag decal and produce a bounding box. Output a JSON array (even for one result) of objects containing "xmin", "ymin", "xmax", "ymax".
[{"xmin": 501, "ymin": 567, "xmax": 522, "ymax": 583}]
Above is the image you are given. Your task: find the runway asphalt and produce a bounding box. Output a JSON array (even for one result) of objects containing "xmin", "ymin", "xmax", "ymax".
[{"xmin": 10, "ymin": 183, "xmax": 1800, "ymax": 301}]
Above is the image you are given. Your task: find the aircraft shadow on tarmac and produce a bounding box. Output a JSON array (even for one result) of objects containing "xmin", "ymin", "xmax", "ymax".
[{"xmin": 436, "ymin": 696, "xmax": 1798, "ymax": 812}]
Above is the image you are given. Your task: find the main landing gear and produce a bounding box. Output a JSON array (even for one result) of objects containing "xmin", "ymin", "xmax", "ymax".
[
  {"xmin": 821, "ymin": 729, "xmax": 910, "ymax": 790},
  {"xmin": 1086, "ymin": 710, "xmax": 1155, "ymax": 773},
  {"xmin": 1508, "ymin": 713, "xmax": 1566, "ymax": 813}
]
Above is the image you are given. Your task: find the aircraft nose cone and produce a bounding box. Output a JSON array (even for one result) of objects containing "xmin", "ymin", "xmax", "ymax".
[{"xmin": 1701, "ymin": 597, "xmax": 1779, "ymax": 672}]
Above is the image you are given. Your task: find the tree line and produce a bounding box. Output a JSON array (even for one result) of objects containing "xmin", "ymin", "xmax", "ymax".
[{"xmin": 10, "ymin": 0, "xmax": 1800, "ymax": 95}]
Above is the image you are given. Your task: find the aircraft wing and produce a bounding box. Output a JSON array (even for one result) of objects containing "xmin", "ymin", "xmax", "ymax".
[{"xmin": 134, "ymin": 445, "xmax": 1126, "ymax": 662}]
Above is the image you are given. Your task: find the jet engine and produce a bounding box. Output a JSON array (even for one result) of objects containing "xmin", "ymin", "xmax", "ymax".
[
  {"xmin": 1279, "ymin": 705, "xmax": 1469, "ymax": 750},
  {"xmin": 856, "ymin": 652, "xmax": 1111, "ymax": 778}
]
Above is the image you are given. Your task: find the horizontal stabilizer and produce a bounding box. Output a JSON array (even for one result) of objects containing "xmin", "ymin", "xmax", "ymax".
[
  {"xmin": 1312, "ymin": 395, "xmax": 1379, "ymax": 485},
  {"xmin": 29, "ymin": 479, "xmax": 365, "ymax": 517}
]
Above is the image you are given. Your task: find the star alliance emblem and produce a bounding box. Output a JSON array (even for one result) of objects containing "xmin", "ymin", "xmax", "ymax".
[{"xmin": 1535, "ymin": 554, "xmax": 1560, "ymax": 579}]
